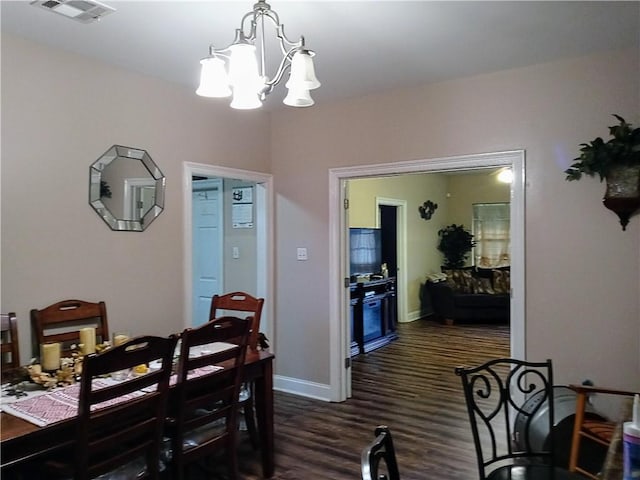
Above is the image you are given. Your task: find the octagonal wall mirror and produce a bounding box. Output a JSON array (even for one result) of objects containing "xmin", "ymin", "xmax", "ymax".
[{"xmin": 89, "ymin": 145, "xmax": 165, "ymax": 231}]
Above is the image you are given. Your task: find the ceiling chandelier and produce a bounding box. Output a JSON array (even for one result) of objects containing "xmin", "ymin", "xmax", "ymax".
[{"xmin": 196, "ymin": 0, "xmax": 320, "ymax": 110}]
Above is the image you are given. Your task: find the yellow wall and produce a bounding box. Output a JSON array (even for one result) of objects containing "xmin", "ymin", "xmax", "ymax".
[
  {"xmin": 348, "ymin": 171, "xmax": 510, "ymax": 317},
  {"xmin": 446, "ymin": 172, "xmax": 511, "ymax": 227}
]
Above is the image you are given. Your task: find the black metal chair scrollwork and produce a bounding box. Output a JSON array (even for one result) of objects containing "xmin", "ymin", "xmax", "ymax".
[
  {"xmin": 361, "ymin": 425, "xmax": 400, "ymax": 480},
  {"xmin": 455, "ymin": 358, "xmax": 583, "ymax": 480}
]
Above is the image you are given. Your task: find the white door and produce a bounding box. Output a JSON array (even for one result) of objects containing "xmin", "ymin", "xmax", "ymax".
[{"xmin": 192, "ymin": 179, "xmax": 223, "ymax": 326}]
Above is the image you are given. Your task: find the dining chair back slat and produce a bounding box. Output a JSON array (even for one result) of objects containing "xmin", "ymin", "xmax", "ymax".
[
  {"xmin": 1, "ymin": 312, "xmax": 20, "ymax": 373},
  {"xmin": 166, "ymin": 316, "xmax": 251, "ymax": 480},
  {"xmin": 31, "ymin": 299, "xmax": 109, "ymax": 357},
  {"xmin": 209, "ymin": 292, "xmax": 264, "ymax": 350},
  {"xmin": 43, "ymin": 334, "xmax": 178, "ymax": 480},
  {"xmin": 81, "ymin": 335, "xmax": 177, "ymax": 479},
  {"xmin": 209, "ymin": 291, "xmax": 265, "ymax": 449}
]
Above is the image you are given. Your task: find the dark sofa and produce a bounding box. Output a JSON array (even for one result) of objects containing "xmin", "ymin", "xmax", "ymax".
[{"xmin": 425, "ymin": 267, "xmax": 510, "ymax": 324}]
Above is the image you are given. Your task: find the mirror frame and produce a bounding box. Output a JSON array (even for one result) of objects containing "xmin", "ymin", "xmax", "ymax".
[{"xmin": 89, "ymin": 145, "xmax": 165, "ymax": 231}]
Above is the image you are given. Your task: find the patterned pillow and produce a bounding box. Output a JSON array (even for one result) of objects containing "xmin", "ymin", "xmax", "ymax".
[
  {"xmin": 444, "ymin": 269, "xmax": 473, "ymax": 293},
  {"xmin": 470, "ymin": 277, "xmax": 495, "ymax": 294},
  {"xmin": 492, "ymin": 269, "xmax": 511, "ymax": 294}
]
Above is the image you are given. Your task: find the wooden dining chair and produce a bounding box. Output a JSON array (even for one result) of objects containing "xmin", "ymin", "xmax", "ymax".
[
  {"xmin": 209, "ymin": 291, "xmax": 264, "ymax": 350},
  {"xmin": 209, "ymin": 291, "xmax": 264, "ymax": 447},
  {"xmin": 455, "ymin": 358, "xmax": 583, "ymax": 480},
  {"xmin": 42, "ymin": 334, "xmax": 178, "ymax": 480},
  {"xmin": 31, "ymin": 299, "xmax": 109, "ymax": 357},
  {"xmin": 361, "ymin": 425, "xmax": 400, "ymax": 480},
  {"xmin": 1, "ymin": 312, "xmax": 20, "ymax": 373},
  {"xmin": 568, "ymin": 384, "xmax": 639, "ymax": 479},
  {"xmin": 165, "ymin": 316, "xmax": 251, "ymax": 480}
]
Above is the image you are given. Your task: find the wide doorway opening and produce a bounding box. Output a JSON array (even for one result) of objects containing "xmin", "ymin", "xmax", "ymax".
[{"xmin": 329, "ymin": 151, "xmax": 525, "ymax": 402}]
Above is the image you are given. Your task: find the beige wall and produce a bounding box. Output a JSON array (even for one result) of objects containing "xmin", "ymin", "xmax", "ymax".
[
  {"xmin": 0, "ymin": 34, "xmax": 270, "ymax": 360},
  {"xmin": 270, "ymin": 48, "xmax": 640, "ymax": 390},
  {"xmin": 2, "ymin": 32, "xmax": 639, "ymax": 396},
  {"xmin": 222, "ymin": 179, "xmax": 258, "ymax": 294}
]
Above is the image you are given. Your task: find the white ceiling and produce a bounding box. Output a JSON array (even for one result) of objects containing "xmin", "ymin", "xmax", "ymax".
[{"xmin": 2, "ymin": 1, "xmax": 638, "ymax": 110}]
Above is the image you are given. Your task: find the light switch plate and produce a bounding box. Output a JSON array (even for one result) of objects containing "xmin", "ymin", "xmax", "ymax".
[{"xmin": 296, "ymin": 247, "xmax": 308, "ymax": 260}]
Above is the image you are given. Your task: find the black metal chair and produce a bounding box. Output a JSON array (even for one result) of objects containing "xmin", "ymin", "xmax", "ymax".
[
  {"xmin": 455, "ymin": 358, "xmax": 583, "ymax": 480},
  {"xmin": 361, "ymin": 425, "xmax": 400, "ymax": 480}
]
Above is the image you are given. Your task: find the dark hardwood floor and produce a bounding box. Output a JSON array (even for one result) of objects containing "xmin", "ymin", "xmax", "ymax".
[{"xmin": 225, "ymin": 318, "xmax": 510, "ymax": 480}]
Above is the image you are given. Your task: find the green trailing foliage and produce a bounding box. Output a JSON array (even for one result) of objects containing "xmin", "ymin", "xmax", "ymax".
[{"xmin": 565, "ymin": 114, "xmax": 640, "ymax": 181}]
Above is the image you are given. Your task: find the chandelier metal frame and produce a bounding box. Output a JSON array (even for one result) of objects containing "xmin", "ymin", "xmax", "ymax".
[{"xmin": 198, "ymin": 0, "xmax": 320, "ymax": 108}]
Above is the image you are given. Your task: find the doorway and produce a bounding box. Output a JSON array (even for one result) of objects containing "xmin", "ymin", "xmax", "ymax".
[
  {"xmin": 182, "ymin": 162, "xmax": 275, "ymax": 341},
  {"xmin": 376, "ymin": 197, "xmax": 408, "ymax": 324},
  {"xmin": 328, "ymin": 150, "xmax": 525, "ymax": 402},
  {"xmin": 379, "ymin": 205, "xmax": 397, "ymax": 279}
]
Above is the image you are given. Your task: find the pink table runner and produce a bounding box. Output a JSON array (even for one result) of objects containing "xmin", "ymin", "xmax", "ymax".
[
  {"xmin": 1, "ymin": 380, "xmax": 146, "ymax": 427},
  {"xmin": 2, "ymin": 365, "xmax": 223, "ymax": 427}
]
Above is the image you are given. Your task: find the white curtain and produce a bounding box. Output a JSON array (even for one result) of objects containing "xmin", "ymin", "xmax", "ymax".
[{"xmin": 472, "ymin": 203, "xmax": 510, "ymax": 268}]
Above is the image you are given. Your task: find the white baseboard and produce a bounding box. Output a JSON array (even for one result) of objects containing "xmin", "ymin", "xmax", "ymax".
[
  {"xmin": 274, "ymin": 374, "xmax": 332, "ymax": 402},
  {"xmin": 274, "ymin": 312, "xmax": 425, "ymax": 400},
  {"xmin": 400, "ymin": 309, "xmax": 423, "ymax": 323}
]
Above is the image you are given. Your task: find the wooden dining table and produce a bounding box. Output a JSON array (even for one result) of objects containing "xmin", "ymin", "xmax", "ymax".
[{"xmin": 1, "ymin": 348, "xmax": 275, "ymax": 478}]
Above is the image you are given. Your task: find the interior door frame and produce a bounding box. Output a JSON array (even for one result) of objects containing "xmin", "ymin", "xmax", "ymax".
[
  {"xmin": 328, "ymin": 150, "xmax": 526, "ymax": 402},
  {"xmin": 375, "ymin": 197, "xmax": 408, "ymax": 323},
  {"xmin": 182, "ymin": 162, "xmax": 275, "ymax": 346}
]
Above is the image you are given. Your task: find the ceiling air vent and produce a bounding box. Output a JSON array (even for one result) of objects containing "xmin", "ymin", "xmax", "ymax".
[{"xmin": 30, "ymin": 0, "xmax": 115, "ymax": 24}]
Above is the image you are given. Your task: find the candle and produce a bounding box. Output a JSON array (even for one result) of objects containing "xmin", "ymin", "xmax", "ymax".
[
  {"xmin": 41, "ymin": 342, "xmax": 61, "ymax": 371},
  {"xmin": 113, "ymin": 333, "xmax": 129, "ymax": 346},
  {"xmin": 79, "ymin": 327, "xmax": 96, "ymax": 355}
]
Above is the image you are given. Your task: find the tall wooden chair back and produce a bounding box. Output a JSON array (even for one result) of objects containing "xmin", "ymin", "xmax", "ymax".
[
  {"xmin": 166, "ymin": 316, "xmax": 251, "ymax": 480},
  {"xmin": 31, "ymin": 299, "xmax": 109, "ymax": 357},
  {"xmin": 568, "ymin": 384, "xmax": 639, "ymax": 479},
  {"xmin": 361, "ymin": 425, "xmax": 400, "ymax": 480},
  {"xmin": 44, "ymin": 335, "xmax": 178, "ymax": 480},
  {"xmin": 1, "ymin": 312, "xmax": 20, "ymax": 373},
  {"xmin": 455, "ymin": 358, "xmax": 582, "ymax": 480},
  {"xmin": 209, "ymin": 292, "xmax": 264, "ymax": 350},
  {"xmin": 209, "ymin": 291, "xmax": 264, "ymax": 448}
]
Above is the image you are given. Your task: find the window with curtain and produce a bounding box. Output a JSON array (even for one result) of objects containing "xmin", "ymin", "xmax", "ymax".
[{"xmin": 472, "ymin": 203, "xmax": 510, "ymax": 268}]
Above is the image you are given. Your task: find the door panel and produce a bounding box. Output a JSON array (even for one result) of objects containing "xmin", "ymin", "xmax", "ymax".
[{"xmin": 192, "ymin": 179, "xmax": 223, "ymax": 326}]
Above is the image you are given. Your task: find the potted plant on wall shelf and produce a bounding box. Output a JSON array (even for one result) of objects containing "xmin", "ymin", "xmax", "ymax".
[
  {"xmin": 437, "ymin": 224, "xmax": 476, "ymax": 269},
  {"xmin": 565, "ymin": 114, "xmax": 640, "ymax": 230}
]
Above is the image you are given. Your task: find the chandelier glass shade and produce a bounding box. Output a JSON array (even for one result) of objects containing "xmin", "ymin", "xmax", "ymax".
[{"xmin": 196, "ymin": 0, "xmax": 320, "ymax": 109}]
